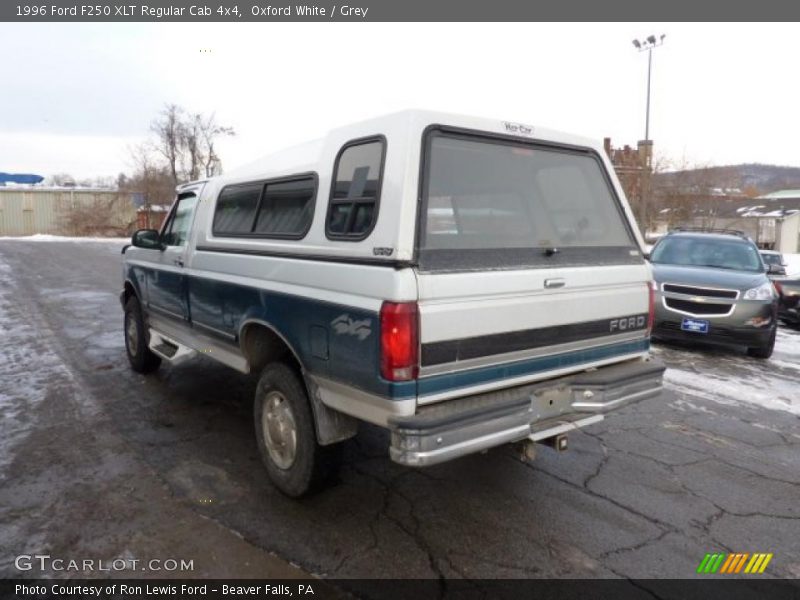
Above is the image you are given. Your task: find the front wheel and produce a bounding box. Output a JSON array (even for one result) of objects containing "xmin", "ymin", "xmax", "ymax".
[
  {"xmin": 747, "ymin": 327, "xmax": 776, "ymax": 359},
  {"xmin": 124, "ymin": 296, "xmax": 161, "ymax": 373},
  {"xmin": 254, "ymin": 362, "xmax": 342, "ymax": 497}
]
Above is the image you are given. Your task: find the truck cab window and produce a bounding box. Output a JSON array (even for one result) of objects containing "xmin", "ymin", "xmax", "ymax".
[{"xmin": 162, "ymin": 194, "xmax": 198, "ymax": 246}]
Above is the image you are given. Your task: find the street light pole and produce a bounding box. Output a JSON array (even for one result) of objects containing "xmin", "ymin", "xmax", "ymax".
[
  {"xmin": 645, "ymin": 46, "xmax": 652, "ymax": 140},
  {"xmin": 631, "ymin": 34, "xmax": 665, "ymax": 237},
  {"xmin": 632, "ymin": 34, "xmax": 666, "ymax": 142}
]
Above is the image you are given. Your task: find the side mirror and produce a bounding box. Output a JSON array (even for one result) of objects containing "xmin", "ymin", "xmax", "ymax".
[
  {"xmin": 767, "ymin": 263, "xmax": 783, "ymax": 275},
  {"xmin": 643, "ymin": 252, "xmax": 651, "ymax": 260},
  {"xmin": 131, "ymin": 229, "xmax": 163, "ymax": 250}
]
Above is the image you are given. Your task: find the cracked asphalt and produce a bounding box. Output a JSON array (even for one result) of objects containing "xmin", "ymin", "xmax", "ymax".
[{"xmin": 0, "ymin": 240, "xmax": 798, "ymax": 586}]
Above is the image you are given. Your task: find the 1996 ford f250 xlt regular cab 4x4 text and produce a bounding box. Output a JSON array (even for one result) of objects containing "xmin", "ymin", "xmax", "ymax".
[{"xmin": 120, "ymin": 110, "xmax": 665, "ymax": 496}]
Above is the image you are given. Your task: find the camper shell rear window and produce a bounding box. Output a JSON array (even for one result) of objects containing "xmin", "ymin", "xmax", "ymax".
[{"xmin": 417, "ymin": 127, "xmax": 642, "ymax": 272}]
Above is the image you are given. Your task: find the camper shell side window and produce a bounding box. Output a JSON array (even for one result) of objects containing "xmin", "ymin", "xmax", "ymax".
[
  {"xmin": 212, "ymin": 173, "xmax": 318, "ymax": 240},
  {"xmin": 325, "ymin": 136, "xmax": 387, "ymax": 241}
]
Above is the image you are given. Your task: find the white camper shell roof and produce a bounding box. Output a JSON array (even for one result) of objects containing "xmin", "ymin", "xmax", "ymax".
[{"xmin": 193, "ymin": 110, "xmax": 640, "ymax": 263}]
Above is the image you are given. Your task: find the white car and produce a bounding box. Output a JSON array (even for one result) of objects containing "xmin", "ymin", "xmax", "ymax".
[{"xmin": 120, "ymin": 110, "xmax": 664, "ymax": 496}]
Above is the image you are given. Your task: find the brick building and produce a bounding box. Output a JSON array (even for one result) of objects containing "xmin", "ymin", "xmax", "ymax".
[{"xmin": 604, "ymin": 138, "xmax": 653, "ymax": 234}]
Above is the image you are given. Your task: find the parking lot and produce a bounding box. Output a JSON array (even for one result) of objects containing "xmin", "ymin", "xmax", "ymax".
[{"xmin": 0, "ymin": 238, "xmax": 798, "ymax": 583}]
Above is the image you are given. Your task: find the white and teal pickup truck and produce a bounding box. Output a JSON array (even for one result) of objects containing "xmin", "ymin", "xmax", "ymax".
[{"xmin": 121, "ymin": 110, "xmax": 665, "ymax": 497}]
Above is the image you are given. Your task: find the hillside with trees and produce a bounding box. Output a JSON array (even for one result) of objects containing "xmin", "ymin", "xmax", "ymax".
[{"xmin": 655, "ymin": 163, "xmax": 800, "ymax": 197}]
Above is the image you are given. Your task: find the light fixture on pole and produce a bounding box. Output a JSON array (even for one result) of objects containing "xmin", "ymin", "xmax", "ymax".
[{"xmin": 632, "ymin": 34, "xmax": 666, "ymax": 142}]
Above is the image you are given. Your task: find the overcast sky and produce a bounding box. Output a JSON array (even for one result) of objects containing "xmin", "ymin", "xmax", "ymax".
[{"xmin": 1, "ymin": 22, "xmax": 799, "ymax": 180}]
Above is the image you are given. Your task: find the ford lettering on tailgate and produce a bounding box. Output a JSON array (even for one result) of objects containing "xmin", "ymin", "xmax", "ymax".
[{"xmin": 609, "ymin": 315, "xmax": 647, "ymax": 332}]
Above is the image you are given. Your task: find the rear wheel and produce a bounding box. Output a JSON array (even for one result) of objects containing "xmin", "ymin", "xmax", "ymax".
[
  {"xmin": 747, "ymin": 327, "xmax": 776, "ymax": 359},
  {"xmin": 254, "ymin": 362, "xmax": 342, "ymax": 497},
  {"xmin": 124, "ymin": 296, "xmax": 161, "ymax": 373}
]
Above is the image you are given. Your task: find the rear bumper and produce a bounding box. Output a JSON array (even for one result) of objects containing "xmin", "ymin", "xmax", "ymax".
[{"xmin": 387, "ymin": 356, "xmax": 665, "ymax": 467}]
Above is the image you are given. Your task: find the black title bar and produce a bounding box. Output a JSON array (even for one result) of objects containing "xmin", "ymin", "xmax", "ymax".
[{"xmin": 3, "ymin": 0, "xmax": 800, "ymax": 21}]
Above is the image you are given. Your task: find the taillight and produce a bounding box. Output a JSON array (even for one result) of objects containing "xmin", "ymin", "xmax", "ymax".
[
  {"xmin": 773, "ymin": 281, "xmax": 783, "ymax": 296},
  {"xmin": 647, "ymin": 281, "xmax": 656, "ymax": 334},
  {"xmin": 380, "ymin": 301, "xmax": 419, "ymax": 381}
]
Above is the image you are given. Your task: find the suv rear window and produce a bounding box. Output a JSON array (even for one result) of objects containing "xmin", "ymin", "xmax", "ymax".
[{"xmin": 418, "ymin": 130, "xmax": 639, "ymax": 271}]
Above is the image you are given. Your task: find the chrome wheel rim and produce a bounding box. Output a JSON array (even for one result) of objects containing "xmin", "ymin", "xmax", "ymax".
[
  {"xmin": 262, "ymin": 391, "xmax": 297, "ymax": 470},
  {"xmin": 125, "ymin": 314, "xmax": 139, "ymax": 356}
]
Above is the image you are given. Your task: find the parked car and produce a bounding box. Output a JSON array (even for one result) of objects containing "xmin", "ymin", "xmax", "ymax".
[
  {"xmin": 120, "ymin": 110, "xmax": 665, "ymax": 496},
  {"xmin": 774, "ymin": 277, "xmax": 800, "ymax": 326},
  {"xmin": 760, "ymin": 249, "xmax": 788, "ymax": 277},
  {"xmin": 648, "ymin": 228, "xmax": 779, "ymax": 358}
]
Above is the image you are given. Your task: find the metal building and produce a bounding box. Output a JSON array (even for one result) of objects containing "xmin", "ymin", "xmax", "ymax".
[{"xmin": 0, "ymin": 188, "xmax": 137, "ymax": 236}]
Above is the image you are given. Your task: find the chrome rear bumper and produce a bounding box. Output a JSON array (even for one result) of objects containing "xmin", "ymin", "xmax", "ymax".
[{"xmin": 388, "ymin": 356, "xmax": 664, "ymax": 467}]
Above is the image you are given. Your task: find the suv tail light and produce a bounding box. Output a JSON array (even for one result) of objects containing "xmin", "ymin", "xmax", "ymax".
[
  {"xmin": 647, "ymin": 281, "xmax": 656, "ymax": 334},
  {"xmin": 380, "ymin": 301, "xmax": 419, "ymax": 381},
  {"xmin": 773, "ymin": 281, "xmax": 783, "ymax": 296}
]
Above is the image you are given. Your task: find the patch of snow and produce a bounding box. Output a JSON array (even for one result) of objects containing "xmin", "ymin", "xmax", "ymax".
[
  {"xmin": 661, "ymin": 329, "xmax": 800, "ymax": 416},
  {"xmin": 0, "ymin": 234, "xmax": 128, "ymax": 243},
  {"xmin": 670, "ymin": 397, "xmax": 718, "ymax": 415},
  {"xmin": 775, "ymin": 328, "xmax": 800, "ymax": 356},
  {"xmin": 664, "ymin": 367, "xmax": 799, "ymax": 416},
  {"xmin": 0, "ymin": 256, "xmax": 82, "ymax": 479},
  {"xmin": 769, "ymin": 359, "xmax": 800, "ymax": 372},
  {"xmin": 783, "ymin": 253, "xmax": 800, "ymax": 276}
]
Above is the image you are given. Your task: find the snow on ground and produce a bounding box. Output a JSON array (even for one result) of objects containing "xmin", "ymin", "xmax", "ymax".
[
  {"xmin": 656, "ymin": 328, "xmax": 800, "ymax": 417},
  {"xmin": 783, "ymin": 252, "xmax": 800, "ymax": 276},
  {"xmin": 0, "ymin": 256, "xmax": 85, "ymax": 478},
  {"xmin": 0, "ymin": 234, "xmax": 128, "ymax": 243},
  {"xmin": 664, "ymin": 365, "xmax": 800, "ymax": 416}
]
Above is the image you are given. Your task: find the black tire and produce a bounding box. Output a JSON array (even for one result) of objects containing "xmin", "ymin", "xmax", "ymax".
[
  {"xmin": 747, "ymin": 327, "xmax": 777, "ymax": 359},
  {"xmin": 254, "ymin": 362, "xmax": 342, "ymax": 498},
  {"xmin": 124, "ymin": 296, "xmax": 162, "ymax": 373}
]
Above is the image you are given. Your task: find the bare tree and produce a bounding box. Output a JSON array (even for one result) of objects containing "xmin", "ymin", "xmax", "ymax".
[
  {"xmin": 148, "ymin": 104, "xmax": 235, "ymax": 185},
  {"xmin": 60, "ymin": 193, "xmax": 132, "ymax": 236},
  {"xmin": 651, "ymin": 155, "xmax": 728, "ymax": 231},
  {"xmin": 123, "ymin": 142, "xmax": 176, "ymax": 228},
  {"xmin": 198, "ymin": 112, "xmax": 235, "ymax": 177},
  {"xmin": 183, "ymin": 113, "xmax": 202, "ymax": 181},
  {"xmin": 151, "ymin": 104, "xmax": 185, "ymax": 185}
]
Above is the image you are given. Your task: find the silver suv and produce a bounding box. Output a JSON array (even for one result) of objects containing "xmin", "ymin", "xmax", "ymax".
[{"xmin": 649, "ymin": 229, "xmax": 779, "ymax": 358}]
